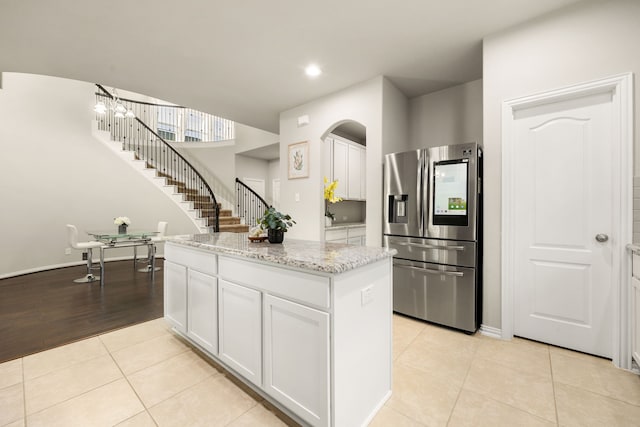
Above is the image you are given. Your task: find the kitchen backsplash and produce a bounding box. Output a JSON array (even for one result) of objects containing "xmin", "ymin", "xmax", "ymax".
[
  {"xmin": 634, "ymin": 177, "xmax": 640, "ymax": 243},
  {"xmin": 330, "ymin": 200, "xmax": 366, "ymax": 224}
]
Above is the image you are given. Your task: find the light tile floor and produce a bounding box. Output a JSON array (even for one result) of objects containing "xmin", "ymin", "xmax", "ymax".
[{"xmin": 2, "ymin": 315, "xmax": 640, "ymax": 426}]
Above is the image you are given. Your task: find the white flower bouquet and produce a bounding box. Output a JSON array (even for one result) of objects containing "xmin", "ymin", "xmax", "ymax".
[{"xmin": 114, "ymin": 216, "xmax": 131, "ymax": 226}]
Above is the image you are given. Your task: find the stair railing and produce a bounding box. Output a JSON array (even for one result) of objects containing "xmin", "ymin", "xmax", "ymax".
[
  {"xmin": 235, "ymin": 178, "xmax": 270, "ymax": 228},
  {"xmin": 94, "ymin": 84, "xmax": 219, "ymax": 232}
]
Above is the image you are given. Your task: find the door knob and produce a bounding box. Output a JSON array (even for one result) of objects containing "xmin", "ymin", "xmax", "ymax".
[{"xmin": 595, "ymin": 234, "xmax": 609, "ymax": 243}]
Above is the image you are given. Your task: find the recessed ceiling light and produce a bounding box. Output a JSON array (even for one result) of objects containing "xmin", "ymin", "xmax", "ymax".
[{"xmin": 305, "ymin": 64, "xmax": 322, "ymax": 78}]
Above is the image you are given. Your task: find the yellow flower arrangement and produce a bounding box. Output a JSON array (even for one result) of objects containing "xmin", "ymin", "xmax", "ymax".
[{"xmin": 324, "ymin": 177, "xmax": 342, "ymax": 220}]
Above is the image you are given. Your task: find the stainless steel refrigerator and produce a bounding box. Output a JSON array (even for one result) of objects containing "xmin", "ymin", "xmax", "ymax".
[{"xmin": 383, "ymin": 143, "xmax": 482, "ymax": 333}]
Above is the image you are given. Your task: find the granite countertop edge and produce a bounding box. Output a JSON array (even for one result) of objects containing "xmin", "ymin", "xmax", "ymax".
[{"xmin": 165, "ymin": 233, "xmax": 396, "ymax": 274}]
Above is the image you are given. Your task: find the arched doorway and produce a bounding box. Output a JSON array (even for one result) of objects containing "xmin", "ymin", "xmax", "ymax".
[{"xmin": 321, "ymin": 121, "xmax": 367, "ymax": 245}]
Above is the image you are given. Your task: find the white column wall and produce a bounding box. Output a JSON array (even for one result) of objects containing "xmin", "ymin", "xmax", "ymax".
[
  {"xmin": 409, "ymin": 79, "xmax": 483, "ymax": 149},
  {"xmin": 382, "ymin": 78, "xmax": 410, "ymax": 156},
  {"xmin": 279, "ymin": 77, "xmax": 386, "ymax": 245}
]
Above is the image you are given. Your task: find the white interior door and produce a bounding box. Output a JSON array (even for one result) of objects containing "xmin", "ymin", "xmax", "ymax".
[
  {"xmin": 243, "ymin": 177, "xmax": 265, "ymax": 199},
  {"xmin": 512, "ymin": 92, "xmax": 614, "ymax": 358}
]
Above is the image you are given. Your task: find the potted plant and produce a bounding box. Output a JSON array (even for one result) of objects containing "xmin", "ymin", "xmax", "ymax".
[
  {"xmin": 324, "ymin": 177, "xmax": 342, "ymax": 227},
  {"xmin": 257, "ymin": 207, "xmax": 296, "ymax": 243}
]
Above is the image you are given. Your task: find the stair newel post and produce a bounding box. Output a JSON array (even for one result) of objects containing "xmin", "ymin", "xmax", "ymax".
[
  {"xmin": 235, "ymin": 179, "xmax": 240, "ymax": 224},
  {"xmin": 215, "ymin": 202, "xmax": 220, "ymax": 232}
]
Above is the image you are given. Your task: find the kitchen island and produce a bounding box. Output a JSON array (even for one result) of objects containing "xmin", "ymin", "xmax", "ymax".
[{"xmin": 163, "ymin": 233, "xmax": 396, "ymax": 427}]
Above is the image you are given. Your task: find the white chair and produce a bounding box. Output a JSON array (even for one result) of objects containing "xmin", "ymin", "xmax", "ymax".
[
  {"xmin": 66, "ymin": 224, "xmax": 103, "ymax": 283},
  {"xmin": 136, "ymin": 221, "xmax": 168, "ymax": 272}
]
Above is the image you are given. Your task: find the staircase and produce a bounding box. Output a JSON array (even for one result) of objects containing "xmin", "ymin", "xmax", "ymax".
[
  {"xmin": 236, "ymin": 178, "xmax": 270, "ymax": 229},
  {"xmin": 218, "ymin": 208, "xmax": 250, "ymax": 232},
  {"xmin": 94, "ymin": 84, "xmax": 248, "ymax": 233},
  {"xmin": 159, "ymin": 173, "xmax": 248, "ymax": 233}
]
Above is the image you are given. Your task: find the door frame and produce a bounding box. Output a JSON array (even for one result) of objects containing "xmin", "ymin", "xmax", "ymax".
[{"xmin": 501, "ymin": 73, "xmax": 633, "ymax": 368}]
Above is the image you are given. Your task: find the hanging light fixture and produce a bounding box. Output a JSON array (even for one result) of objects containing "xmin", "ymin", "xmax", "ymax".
[{"xmin": 94, "ymin": 88, "xmax": 135, "ymax": 119}]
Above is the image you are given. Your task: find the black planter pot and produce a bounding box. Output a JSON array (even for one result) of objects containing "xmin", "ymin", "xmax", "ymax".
[{"xmin": 268, "ymin": 229, "xmax": 284, "ymax": 244}]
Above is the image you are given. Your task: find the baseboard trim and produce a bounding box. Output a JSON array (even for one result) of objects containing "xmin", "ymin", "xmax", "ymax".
[
  {"xmin": 479, "ymin": 324, "xmax": 502, "ymax": 339},
  {"xmin": 0, "ymin": 256, "xmax": 165, "ymax": 280}
]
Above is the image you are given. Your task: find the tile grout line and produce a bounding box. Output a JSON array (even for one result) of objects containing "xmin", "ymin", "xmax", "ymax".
[
  {"xmin": 103, "ymin": 335, "xmax": 160, "ymax": 427},
  {"xmin": 451, "ymin": 340, "xmax": 560, "ymax": 426},
  {"xmin": 549, "ymin": 346, "xmax": 560, "ymax": 426},
  {"xmin": 550, "ymin": 348, "xmax": 640, "ymax": 408},
  {"xmin": 24, "ymin": 377, "xmax": 123, "ymax": 420},
  {"xmin": 385, "ymin": 405, "xmax": 428, "ymax": 426},
  {"xmin": 222, "ymin": 401, "xmax": 260, "ymax": 426},
  {"xmin": 102, "ymin": 331, "xmax": 191, "ymax": 376},
  {"xmin": 444, "ymin": 336, "xmax": 480, "ymax": 426},
  {"xmin": 103, "ymin": 330, "xmax": 221, "ymax": 426},
  {"xmin": 553, "ymin": 380, "xmax": 640, "ymax": 409},
  {"xmin": 97, "ymin": 322, "xmax": 170, "ymax": 355},
  {"xmin": 393, "ymin": 324, "xmax": 427, "ymax": 362},
  {"xmin": 22, "ymin": 317, "xmax": 130, "ymax": 419},
  {"xmin": 22, "ymin": 337, "xmax": 111, "ymax": 382}
]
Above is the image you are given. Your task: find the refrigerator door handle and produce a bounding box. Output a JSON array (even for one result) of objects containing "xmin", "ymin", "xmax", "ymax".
[
  {"xmin": 395, "ymin": 264, "xmax": 464, "ymax": 277},
  {"xmin": 390, "ymin": 241, "xmax": 465, "ymax": 251},
  {"xmin": 418, "ymin": 152, "xmax": 425, "ymax": 236}
]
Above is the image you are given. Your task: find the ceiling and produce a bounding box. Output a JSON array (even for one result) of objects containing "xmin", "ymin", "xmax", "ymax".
[{"xmin": 0, "ymin": 0, "xmax": 586, "ymax": 133}]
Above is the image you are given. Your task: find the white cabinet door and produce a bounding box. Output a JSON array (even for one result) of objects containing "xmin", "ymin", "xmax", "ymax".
[
  {"xmin": 348, "ymin": 144, "xmax": 361, "ymax": 199},
  {"xmin": 348, "ymin": 226, "xmax": 366, "ymax": 246},
  {"xmin": 347, "ymin": 236, "xmax": 362, "ymax": 246},
  {"xmin": 164, "ymin": 261, "xmax": 187, "ymax": 333},
  {"xmin": 187, "ymin": 269, "xmax": 218, "ymax": 355},
  {"xmin": 332, "ymin": 139, "xmax": 348, "ymax": 200},
  {"xmin": 264, "ymin": 294, "xmax": 329, "ymax": 427},
  {"xmin": 218, "ymin": 279, "xmax": 262, "ymax": 387}
]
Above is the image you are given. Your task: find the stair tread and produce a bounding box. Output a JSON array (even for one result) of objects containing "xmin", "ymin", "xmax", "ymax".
[{"xmin": 219, "ymin": 224, "xmax": 250, "ymax": 232}]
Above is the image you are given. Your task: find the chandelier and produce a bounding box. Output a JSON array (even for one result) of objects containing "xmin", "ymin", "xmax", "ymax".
[{"xmin": 94, "ymin": 88, "xmax": 135, "ymax": 119}]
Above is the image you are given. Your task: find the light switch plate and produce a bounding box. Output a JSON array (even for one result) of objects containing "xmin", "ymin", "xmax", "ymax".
[{"xmin": 361, "ymin": 285, "xmax": 374, "ymax": 306}]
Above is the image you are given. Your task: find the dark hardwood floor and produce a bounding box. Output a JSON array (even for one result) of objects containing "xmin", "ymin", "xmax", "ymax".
[{"xmin": 0, "ymin": 259, "xmax": 164, "ymax": 363}]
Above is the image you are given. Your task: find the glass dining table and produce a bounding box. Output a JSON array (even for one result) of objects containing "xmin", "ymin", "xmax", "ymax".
[{"xmin": 86, "ymin": 230, "xmax": 159, "ymax": 285}]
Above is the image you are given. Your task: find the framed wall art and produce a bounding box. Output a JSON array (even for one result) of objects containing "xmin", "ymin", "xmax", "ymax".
[{"xmin": 288, "ymin": 141, "xmax": 309, "ymax": 179}]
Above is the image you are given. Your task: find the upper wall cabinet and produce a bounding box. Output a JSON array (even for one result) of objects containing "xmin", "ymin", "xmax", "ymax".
[{"xmin": 324, "ymin": 135, "xmax": 366, "ymax": 201}]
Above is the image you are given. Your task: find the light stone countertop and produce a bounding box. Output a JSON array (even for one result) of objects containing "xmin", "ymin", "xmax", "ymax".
[{"xmin": 165, "ymin": 232, "xmax": 396, "ymax": 274}]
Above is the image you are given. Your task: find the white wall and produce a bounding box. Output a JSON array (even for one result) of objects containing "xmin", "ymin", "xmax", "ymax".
[
  {"xmin": 279, "ymin": 77, "xmax": 392, "ymax": 245},
  {"xmin": 0, "ymin": 73, "xmax": 199, "ymax": 277},
  {"xmin": 235, "ymin": 123, "xmax": 279, "ymax": 153},
  {"xmin": 409, "ymin": 79, "xmax": 483, "ymax": 149},
  {"xmin": 176, "ymin": 144, "xmax": 237, "ymax": 210},
  {"xmin": 483, "ymin": 0, "xmax": 640, "ymax": 329},
  {"xmin": 175, "ymin": 124, "xmax": 280, "ymax": 213},
  {"xmin": 267, "ymin": 159, "xmax": 280, "ymax": 207},
  {"xmin": 382, "ymin": 78, "xmax": 410, "ymax": 155}
]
